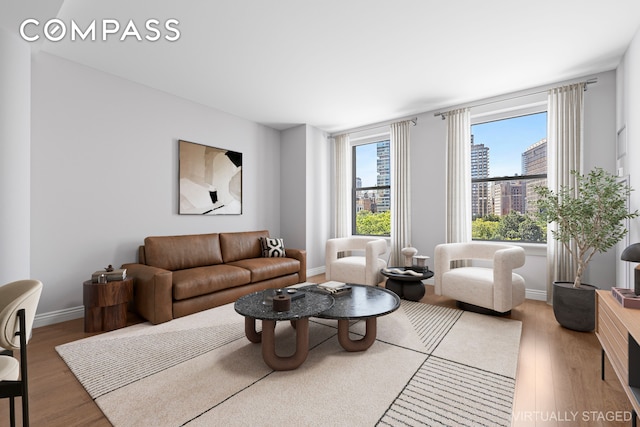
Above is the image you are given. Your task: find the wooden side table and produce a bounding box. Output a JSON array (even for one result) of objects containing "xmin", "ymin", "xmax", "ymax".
[
  {"xmin": 83, "ymin": 277, "xmax": 133, "ymax": 332},
  {"xmin": 595, "ymin": 290, "xmax": 640, "ymax": 425}
]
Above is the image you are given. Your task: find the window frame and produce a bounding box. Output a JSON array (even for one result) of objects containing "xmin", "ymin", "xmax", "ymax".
[
  {"xmin": 470, "ymin": 97, "xmax": 548, "ymax": 247},
  {"xmin": 350, "ymin": 132, "xmax": 391, "ymax": 237}
]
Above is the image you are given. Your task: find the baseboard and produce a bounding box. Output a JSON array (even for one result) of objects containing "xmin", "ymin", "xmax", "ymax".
[
  {"xmin": 526, "ymin": 288, "xmax": 547, "ymax": 301},
  {"xmin": 307, "ymin": 266, "xmax": 325, "ymax": 278},
  {"xmin": 34, "ymin": 306, "xmax": 84, "ymax": 329}
]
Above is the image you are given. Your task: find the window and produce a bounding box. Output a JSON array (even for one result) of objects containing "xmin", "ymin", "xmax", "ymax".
[
  {"xmin": 352, "ymin": 139, "xmax": 391, "ymax": 236},
  {"xmin": 471, "ymin": 111, "xmax": 547, "ymax": 243}
]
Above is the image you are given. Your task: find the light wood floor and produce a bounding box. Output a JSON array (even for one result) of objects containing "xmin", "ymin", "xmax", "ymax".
[{"xmin": 0, "ymin": 275, "xmax": 633, "ymax": 426}]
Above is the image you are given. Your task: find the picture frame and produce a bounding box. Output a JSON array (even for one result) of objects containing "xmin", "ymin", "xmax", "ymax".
[{"xmin": 178, "ymin": 139, "xmax": 242, "ymax": 215}]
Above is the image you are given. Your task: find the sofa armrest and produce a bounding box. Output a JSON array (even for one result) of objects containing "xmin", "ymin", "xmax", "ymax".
[
  {"xmin": 285, "ymin": 248, "xmax": 307, "ymax": 282},
  {"xmin": 121, "ymin": 263, "xmax": 173, "ymax": 325}
]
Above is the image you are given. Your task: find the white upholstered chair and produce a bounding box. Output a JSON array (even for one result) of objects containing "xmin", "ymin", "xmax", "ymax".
[
  {"xmin": 325, "ymin": 237, "xmax": 388, "ymax": 286},
  {"xmin": 434, "ymin": 242, "xmax": 525, "ymax": 314},
  {"xmin": 0, "ymin": 279, "xmax": 43, "ymax": 427}
]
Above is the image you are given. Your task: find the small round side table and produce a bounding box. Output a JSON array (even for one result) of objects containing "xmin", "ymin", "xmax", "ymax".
[
  {"xmin": 83, "ymin": 277, "xmax": 133, "ymax": 332},
  {"xmin": 381, "ymin": 267, "xmax": 434, "ymax": 301}
]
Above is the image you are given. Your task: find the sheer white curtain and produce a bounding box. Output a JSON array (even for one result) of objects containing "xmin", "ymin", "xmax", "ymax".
[
  {"xmin": 390, "ymin": 120, "xmax": 412, "ymax": 266},
  {"xmin": 334, "ymin": 134, "xmax": 351, "ymax": 238},
  {"xmin": 445, "ymin": 108, "xmax": 471, "ymax": 243},
  {"xmin": 546, "ymin": 83, "xmax": 585, "ymax": 301}
]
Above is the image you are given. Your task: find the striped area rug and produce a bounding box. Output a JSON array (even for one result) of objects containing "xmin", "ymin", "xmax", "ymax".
[
  {"xmin": 56, "ymin": 295, "xmax": 521, "ymax": 427},
  {"xmin": 379, "ymin": 357, "xmax": 516, "ymax": 426}
]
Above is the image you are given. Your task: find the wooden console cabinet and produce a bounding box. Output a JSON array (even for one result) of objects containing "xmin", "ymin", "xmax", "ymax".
[
  {"xmin": 595, "ymin": 290, "xmax": 640, "ymax": 426},
  {"xmin": 83, "ymin": 277, "xmax": 133, "ymax": 332}
]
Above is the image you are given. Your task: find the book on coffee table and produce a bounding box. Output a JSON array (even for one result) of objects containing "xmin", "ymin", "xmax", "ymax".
[{"xmin": 316, "ymin": 281, "xmax": 352, "ymax": 296}]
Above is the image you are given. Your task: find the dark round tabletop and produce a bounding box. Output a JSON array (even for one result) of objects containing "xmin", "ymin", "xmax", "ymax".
[
  {"xmin": 300, "ymin": 284, "xmax": 400, "ymax": 320},
  {"xmin": 234, "ymin": 288, "xmax": 334, "ymax": 321},
  {"xmin": 380, "ymin": 267, "xmax": 434, "ymax": 281}
]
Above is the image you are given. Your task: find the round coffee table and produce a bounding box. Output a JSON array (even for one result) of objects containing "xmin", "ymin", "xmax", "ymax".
[
  {"xmin": 381, "ymin": 267, "xmax": 434, "ymax": 301},
  {"xmin": 301, "ymin": 284, "xmax": 400, "ymax": 352},
  {"xmin": 234, "ymin": 289, "xmax": 334, "ymax": 371}
]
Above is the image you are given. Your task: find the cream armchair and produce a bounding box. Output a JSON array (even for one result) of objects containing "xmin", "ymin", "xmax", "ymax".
[
  {"xmin": 434, "ymin": 242, "xmax": 525, "ymax": 314},
  {"xmin": 0, "ymin": 279, "xmax": 43, "ymax": 427},
  {"xmin": 325, "ymin": 237, "xmax": 388, "ymax": 286}
]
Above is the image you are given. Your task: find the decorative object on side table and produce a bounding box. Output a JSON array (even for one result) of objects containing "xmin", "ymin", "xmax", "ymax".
[
  {"xmin": 611, "ymin": 287, "xmax": 640, "ymax": 309},
  {"xmin": 401, "ymin": 246, "xmax": 418, "ymax": 267},
  {"xmin": 412, "ymin": 255, "xmax": 430, "ymax": 270},
  {"xmin": 621, "ymin": 243, "xmax": 640, "ymax": 295}
]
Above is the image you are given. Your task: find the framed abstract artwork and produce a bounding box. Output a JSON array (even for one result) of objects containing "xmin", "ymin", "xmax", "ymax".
[{"xmin": 178, "ymin": 139, "xmax": 242, "ymax": 215}]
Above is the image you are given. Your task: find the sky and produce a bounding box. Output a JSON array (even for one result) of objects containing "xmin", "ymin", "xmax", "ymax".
[
  {"xmin": 471, "ymin": 112, "xmax": 547, "ymax": 177},
  {"xmin": 355, "ymin": 142, "xmax": 387, "ymax": 188},
  {"xmin": 354, "ymin": 111, "xmax": 547, "ymax": 185}
]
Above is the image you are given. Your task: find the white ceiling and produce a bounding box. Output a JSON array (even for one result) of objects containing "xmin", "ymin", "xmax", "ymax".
[{"xmin": 3, "ymin": 0, "xmax": 640, "ymax": 133}]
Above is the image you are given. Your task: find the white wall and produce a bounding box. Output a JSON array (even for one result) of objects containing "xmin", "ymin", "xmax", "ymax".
[
  {"xmin": 280, "ymin": 124, "xmax": 331, "ymax": 274},
  {"xmin": 305, "ymin": 124, "xmax": 330, "ymax": 273},
  {"xmin": 0, "ymin": 29, "xmax": 31, "ymax": 284},
  {"xmin": 30, "ymin": 52, "xmax": 282, "ymax": 320},
  {"xmin": 617, "ymin": 26, "xmax": 640, "ymax": 286},
  {"xmin": 409, "ymin": 111, "xmax": 447, "ymax": 271},
  {"xmin": 580, "ymin": 70, "xmax": 618, "ymax": 288},
  {"xmin": 280, "ymin": 125, "xmax": 306, "ymax": 250}
]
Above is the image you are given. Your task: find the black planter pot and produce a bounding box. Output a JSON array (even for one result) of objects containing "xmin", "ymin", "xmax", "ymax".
[{"xmin": 552, "ymin": 281, "xmax": 598, "ymax": 332}]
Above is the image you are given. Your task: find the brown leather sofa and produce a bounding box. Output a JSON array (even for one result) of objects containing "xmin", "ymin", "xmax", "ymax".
[{"xmin": 122, "ymin": 230, "xmax": 306, "ymax": 324}]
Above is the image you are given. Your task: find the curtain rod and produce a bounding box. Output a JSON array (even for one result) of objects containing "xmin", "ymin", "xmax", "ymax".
[
  {"xmin": 433, "ymin": 78, "xmax": 598, "ymax": 119},
  {"xmin": 328, "ymin": 116, "xmax": 417, "ymax": 138}
]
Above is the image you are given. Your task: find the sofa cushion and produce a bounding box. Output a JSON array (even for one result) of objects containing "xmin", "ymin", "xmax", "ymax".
[
  {"xmin": 144, "ymin": 233, "xmax": 223, "ymax": 271},
  {"xmin": 172, "ymin": 264, "xmax": 251, "ymax": 301},
  {"xmin": 260, "ymin": 237, "xmax": 286, "ymax": 257},
  {"xmin": 220, "ymin": 230, "xmax": 269, "ymax": 263},
  {"xmin": 227, "ymin": 257, "xmax": 300, "ymax": 283}
]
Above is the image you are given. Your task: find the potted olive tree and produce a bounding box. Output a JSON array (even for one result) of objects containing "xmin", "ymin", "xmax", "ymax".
[{"xmin": 535, "ymin": 167, "xmax": 638, "ymax": 331}]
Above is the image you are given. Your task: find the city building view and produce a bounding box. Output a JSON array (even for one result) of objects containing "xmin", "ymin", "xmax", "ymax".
[
  {"xmin": 471, "ymin": 113, "xmax": 548, "ymax": 243},
  {"xmin": 352, "ymin": 115, "xmax": 548, "ymax": 242},
  {"xmin": 473, "ymin": 137, "xmax": 547, "ymax": 218},
  {"xmin": 354, "ymin": 140, "xmax": 391, "ymax": 235}
]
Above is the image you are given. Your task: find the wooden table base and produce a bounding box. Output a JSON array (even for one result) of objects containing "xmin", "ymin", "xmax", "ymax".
[
  {"xmin": 244, "ymin": 317, "xmax": 262, "ymax": 343},
  {"xmin": 337, "ymin": 318, "xmax": 377, "ymax": 352},
  {"xmin": 244, "ymin": 317, "xmax": 310, "ymax": 371}
]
